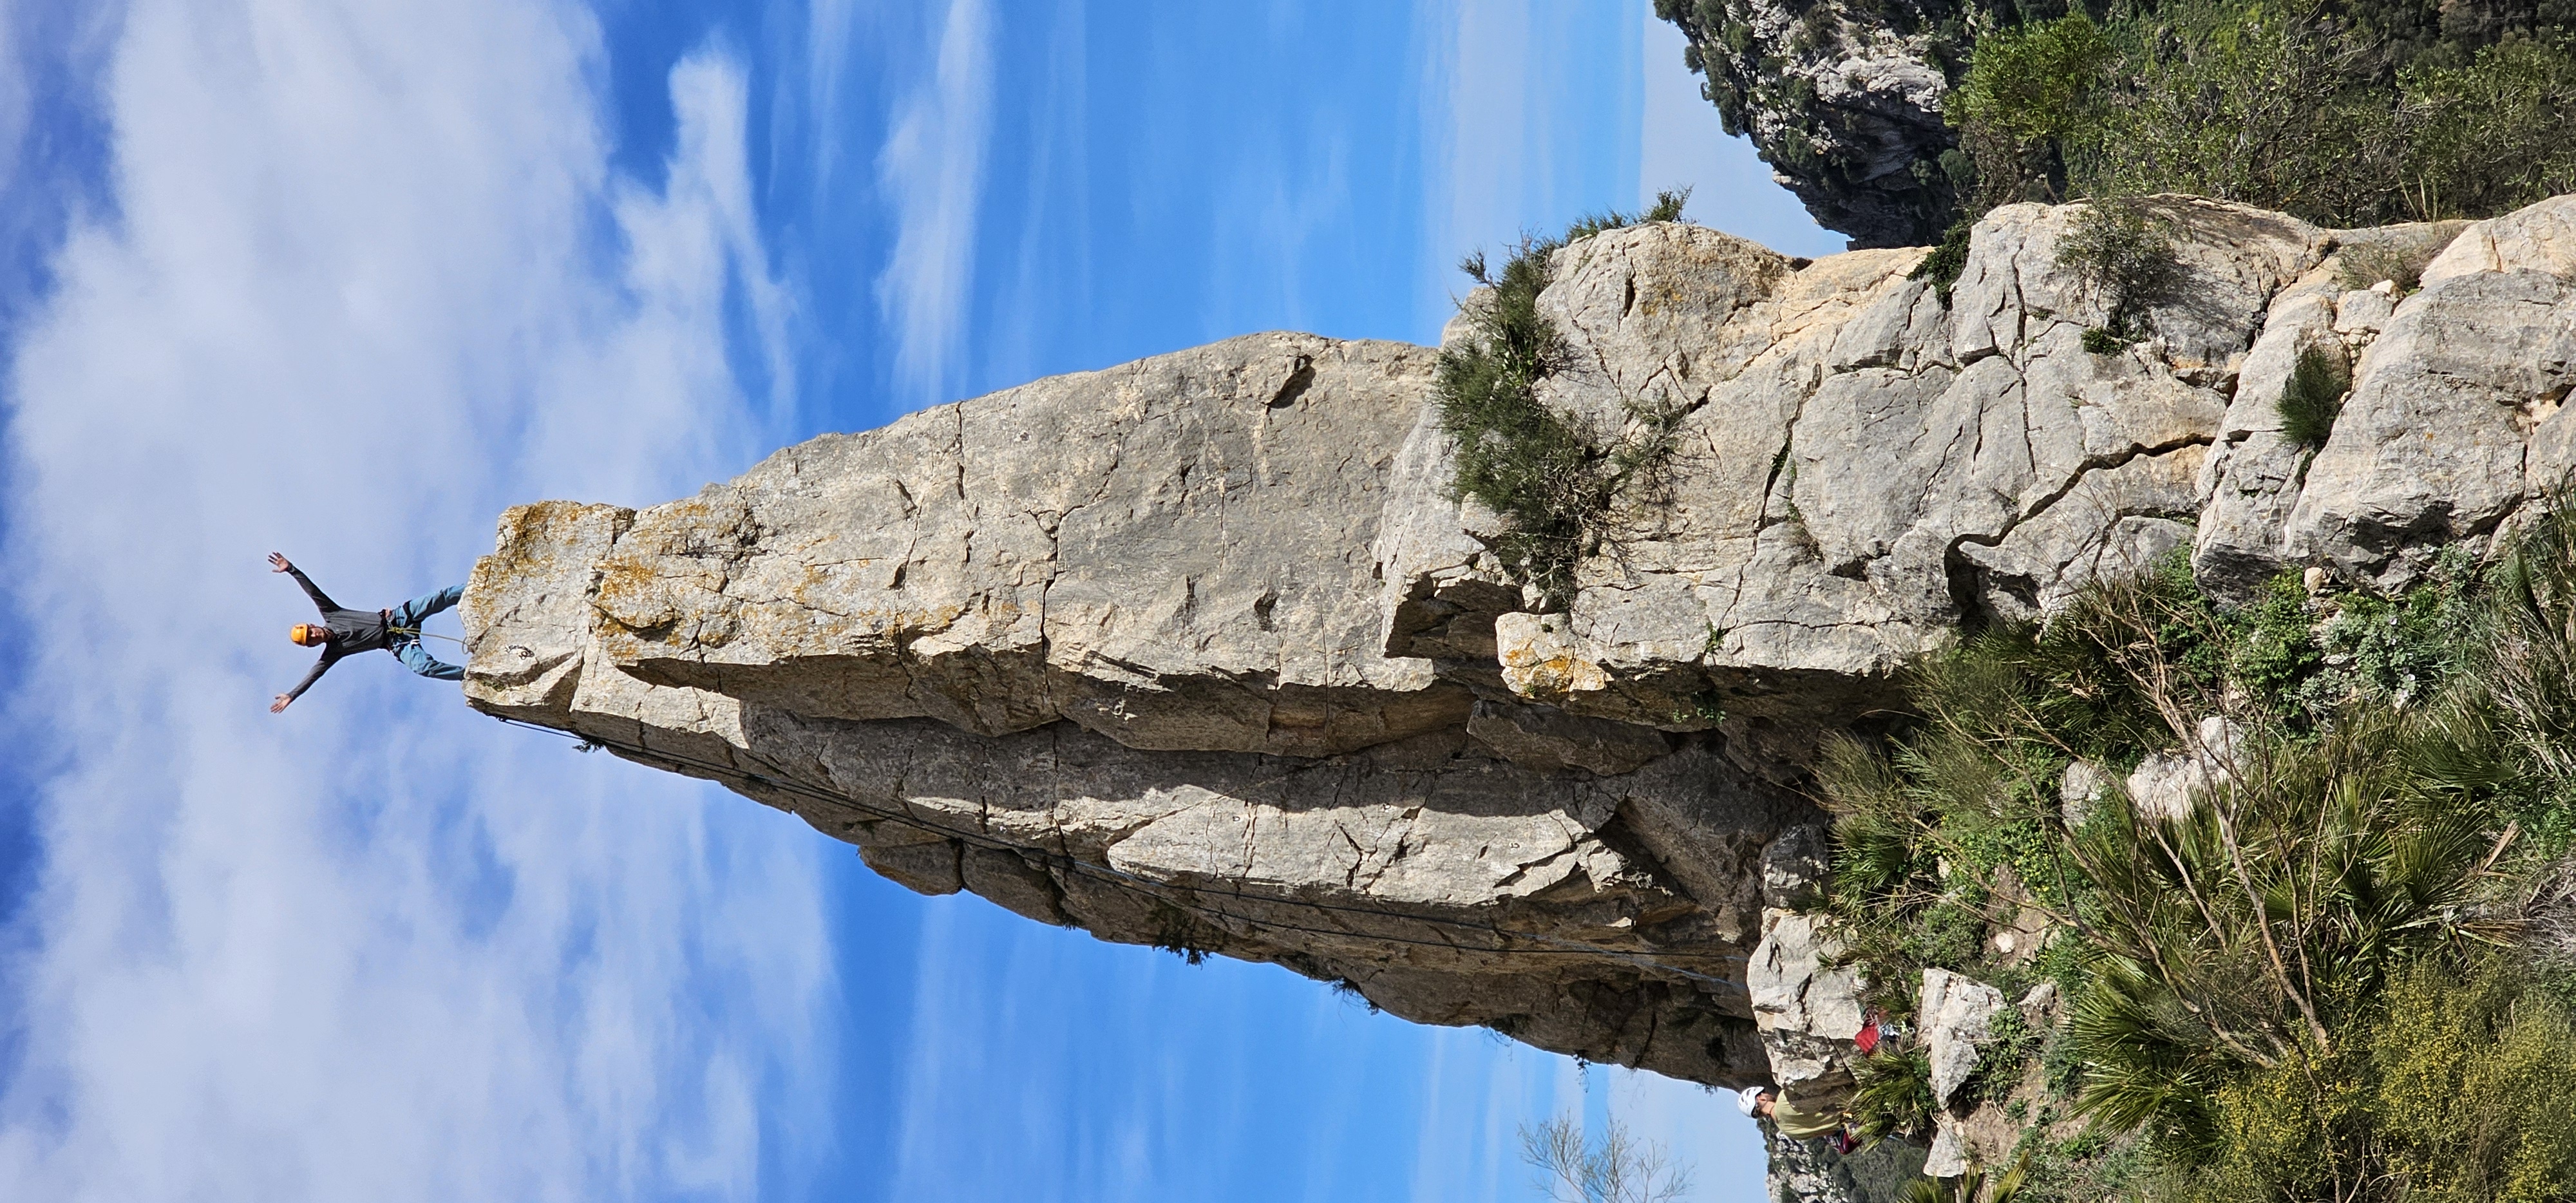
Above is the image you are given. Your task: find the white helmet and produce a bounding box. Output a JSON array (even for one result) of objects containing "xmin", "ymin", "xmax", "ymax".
[{"xmin": 1736, "ymin": 1086, "xmax": 1766, "ymax": 1117}]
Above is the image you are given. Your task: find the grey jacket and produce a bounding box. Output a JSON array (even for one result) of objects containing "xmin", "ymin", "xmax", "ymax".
[{"xmin": 282, "ymin": 566, "xmax": 392, "ymax": 701}]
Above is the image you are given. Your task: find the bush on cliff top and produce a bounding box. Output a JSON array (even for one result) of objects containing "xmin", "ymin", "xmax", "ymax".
[
  {"xmin": 1438, "ymin": 191, "xmax": 1690, "ymax": 609},
  {"xmin": 2276, "ymin": 344, "xmax": 2350, "ymax": 450},
  {"xmin": 1947, "ymin": 0, "xmax": 2576, "ymax": 229}
]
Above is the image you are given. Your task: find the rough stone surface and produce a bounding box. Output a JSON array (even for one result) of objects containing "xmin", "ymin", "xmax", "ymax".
[
  {"xmin": 468, "ymin": 334, "xmax": 1803, "ymax": 1090},
  {"xmin": 1920, "ymin": 967, "xmax": 2006, "ymax": 1109},
  {"xmin": 2125, "ymin": 716, "xmax": 2242, "ymax": 822},
  {"xmin": 1765, "ymin": 1128, "xmax": 1926, "ymax": 1203},
  {"xmin": 1761, "ymin": 823, "xmax": 1832, "ymax": 911},
  {"xmin": 1436, "ymin": 204, "xmax": 2312, "ymax": 735},
  {"xmin": 2287, "ymin": 269, "xmax": 2576, "ymax": 585},
  {"xmin": 1749, "ymin": 909, "xmax": 1868, "ymax": 1099},
  {"xmin": 1923, "ymin": 1116, "xmax": 1969, "ymax": 1180},
  {"xmin": 466, "ymin": 195, "xmax": 2576, "ymax": 1154},
  {"xmin": 1766, "ymin": 1131, "xmax": 1859, "ymax": 1203},
  {"xmin": 2060, "ymin": 759, "xmax": 2108, "ymax": 828},
  {"xmin": 2423, "ymin": 195, "xmax": 2576, "ymax": 285}
]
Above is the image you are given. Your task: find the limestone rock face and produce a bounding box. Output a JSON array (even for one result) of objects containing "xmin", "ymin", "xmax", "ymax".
[
  {"xmin": 466, "ymin": 194, "xmax": 2576, "ymax": 1110},
  {"xmin": 468, "ymin": 332, "xmax": 1803, "ymax": 1088},
  {"xmin": 2285, "ymin": 269, "xmax": 2576, "ymax": 585},
  {"xmin": 1749, "ymin": 908, "xmax": 1868, "ymax": 1102},
  {"xmin": 1921, "ymin": 968, "xmax": 2007, "ymax": 1110},
  {"xmin": 1428, "ymin": 202, "xmax": 2311, "ymax": 741}
]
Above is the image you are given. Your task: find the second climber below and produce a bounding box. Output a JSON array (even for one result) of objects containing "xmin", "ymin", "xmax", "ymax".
[{"xmin": 269, "ymin": 551, "xmax": 466, "ymax": 714}]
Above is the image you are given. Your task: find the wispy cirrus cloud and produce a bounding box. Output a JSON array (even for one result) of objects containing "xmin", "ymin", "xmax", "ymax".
[
  {"xmin": 872, "ymin": 0, "xmax": 994, "ymax": 408},
  {"xmin": 0, "ymin": 3, "xmax": 828, "ymax": 1199},
  {"xmin": 1412, "ymin": 0, "xmax": 1643, "ymax": 330}
]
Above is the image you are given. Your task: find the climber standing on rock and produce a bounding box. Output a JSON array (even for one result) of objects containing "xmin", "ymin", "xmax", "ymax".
[
  {"xmin": 267, "ymin": 552, "xmax": 466, "ymax": 713},
  {"xmin": 1741, "ymin": 1086, "xmax": 1862, "ymax": 1155}
]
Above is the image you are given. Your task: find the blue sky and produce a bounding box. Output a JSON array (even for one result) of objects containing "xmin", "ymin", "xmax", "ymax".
[{"xmin": 0, "ymin": 2, "xmax": 1835, "ymax": 1199}]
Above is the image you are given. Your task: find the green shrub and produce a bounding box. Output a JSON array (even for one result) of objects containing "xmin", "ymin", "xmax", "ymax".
[
  {"xmin": 1948, "ymin": 14, "xmax": 2113, "ymax": 210},
  {"xmin": 1816, "ymin": 504, "xmax": 2576, "ymax": 1198},
  {"xmin": 2396, "ymin": 35, "xmax": 2576, "ymax": 225},
  {"xmin": 2299, "ymin": 547, "xmax": 2479, "ymax": 713},
  {"xmin": 1561, "ymin": 187, "xmax": 1692, "ymax": 244},
  {"xmin": 1908, "ymin": 899, "xmax": 1988, "ymax": 970},
  {"xmin": 1969, "ymin": 1005, "xmax": 2043, "ymax": 1107},
  {"xmin": 2079, "ymin": 325, "xmax": 2126, "ymax": 354},
  {"xmin": 2054, "ymin": 198, "xmax": 2181, "ymax": 334},
  {"xmin": 2127, "ymin": 958, "xmax": 2576, "ymax": 1202},
  {"xmin": 1909, "ymin": 216, "xmax": 1975, "ymax": 305},
  {"xmin": 1853, "ymin": 1045, "xmax": 1937, "ymax": 1142},
  {"xmin": 2070, "ymin": 0, "xmax": 2405, "ymax": 227},
  {"xmin": 2178, "ymin": 1036, "xmax": 2375, "ymax": 1201},
  {"xmin": 2370, "ymin": 959, "xmax": 2576, "ymax": 1202},
  {"xmin": 2471, "ymin": 500, "xmax": 2576, "ymax": 861},
  {"xmin": 2015, "ymin": 1128, "xmax": 2163, "ymax": 1203},
  {"xmin": 1439, "ymin": 198, "xmax": 1691, "ymax": 607},
  {"xmin": 2222, "ymin": 571, "xmax": 2320, "ymax": 709},
  {"xmin": 1941, "ymin": 0, "xmax": 2576, "ymax": 229},
  {"xmin": 2275, "ymin": 343, "xmax": 2350, "ymax": 449}
]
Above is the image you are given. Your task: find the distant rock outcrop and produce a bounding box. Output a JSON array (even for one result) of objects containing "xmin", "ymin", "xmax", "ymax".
[
  {"xmin": 463, "ymin": 194, "xmax": 2576, "ymax": 1134},
  {"xmin": 1658, "ymin": 0, "xmax": 1973, "ymax": 247}
]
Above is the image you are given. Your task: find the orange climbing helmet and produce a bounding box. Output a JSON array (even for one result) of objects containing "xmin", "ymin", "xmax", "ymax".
[{"xmin": 290, "ymin": 623, "xmax": 325, "ymax": 647}]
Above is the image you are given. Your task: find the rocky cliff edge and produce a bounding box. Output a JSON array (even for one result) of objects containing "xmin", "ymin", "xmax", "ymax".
[{"xmin": 460, "ymin": 194, "xmax": 2576, "ymax": 1101}]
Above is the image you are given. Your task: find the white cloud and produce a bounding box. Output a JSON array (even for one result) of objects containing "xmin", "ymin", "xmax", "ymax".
[
  {"xmin": 0, "ymin": 3, "xmax": 828, "ymax": 1200},
  {"xmin": 804, "ymin": 0, "xmax": 862, "ymax": 194},
  {"xmin": 1412, "ymin": 1, "xmax": 1653, "ymax": 332},
  {"xmin": 873, "ymin": 0, "xmax": 993, "ymax": 408}
]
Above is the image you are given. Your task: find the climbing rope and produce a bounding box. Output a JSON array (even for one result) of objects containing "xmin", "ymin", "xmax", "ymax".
[{"xmin": 488, "ymin": 714, "xmax": 1754, "ymax": 993}]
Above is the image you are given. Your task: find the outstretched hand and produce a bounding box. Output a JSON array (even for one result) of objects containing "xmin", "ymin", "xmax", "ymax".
[
  {"xmin": 267, "ymin": 552, "xmax": 292, "ymax": 574},
  {"xmin": 269, "ymin": 694, "xmax": 293, "ymax": 714}
]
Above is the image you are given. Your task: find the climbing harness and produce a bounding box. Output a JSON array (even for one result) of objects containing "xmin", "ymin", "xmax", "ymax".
[
  {"xmin": 386, "ymin": 624, "xmax": 466, "ymax": 647},
  {"xmin": 488, "ymin": 714, "xmax": 1753, "ymax": 993}
]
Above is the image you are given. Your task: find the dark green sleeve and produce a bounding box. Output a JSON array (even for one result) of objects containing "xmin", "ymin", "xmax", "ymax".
[
  {"xmin": 284, "ymin": 647, "xmax": 341, "ymax": 702},
  {"xmin": 285, "ymin": 565, "xmax": 339, "ymax": 614}
]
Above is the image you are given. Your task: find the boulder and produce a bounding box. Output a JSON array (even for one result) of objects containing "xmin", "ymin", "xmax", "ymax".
[
  {"xmin": 1920, "ymin": 967, "xmax": 2006, "ymax": 1109},
  {"xmin": 2286, "ymin": 270, "xmax": 2576, "ymax": 586},
  {"xmin": 2060, "ymin": 760, "xmax": 2108, "ymax": 828},
  {"xmin": 1924, "ymin": 1114, "xmax": 1970, "ymax": 1180},
  {"xmin": 2422, "ymin": 194, "xmax": 2576, "ymax": 285},
  {"xmin": 1750, "ymin": 910, "xmax": 1869, "ymax": 1095},
  {"xmin": 2125, "ymin": 715, "xmax": 2242, "ymax": 822},
  {"xmin": 1761, "ymin": 824, "xmax": 1832, "ymax": 912}
]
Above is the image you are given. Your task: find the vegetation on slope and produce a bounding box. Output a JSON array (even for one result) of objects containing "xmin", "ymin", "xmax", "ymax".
[
  {"xmin": 1818, "ymin": 507, "xmax": 2576, "ymax": 1198},
  {"xmin": 1888, "ymin": 0, "xmax": 2576, "ymax": 300},
  {"xmin": 1947, "ymin": 0, "xmax": 2576, "ymax": 230}
]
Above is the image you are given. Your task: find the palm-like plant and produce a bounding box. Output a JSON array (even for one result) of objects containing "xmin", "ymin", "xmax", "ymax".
[
  {"xmin": 1852, "ymin": 1045, "xmax": 1937, "ymax": 1143},
  {"xmin": 1818, "ymin": 511, "xmax": 2576, "ymax": 1195},
  {"xmin": 1899, "ymin": 1148, "xmax": 2031, "ymax": 1203}
]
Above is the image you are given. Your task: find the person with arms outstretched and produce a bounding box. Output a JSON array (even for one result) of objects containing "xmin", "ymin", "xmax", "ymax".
[{"xmin": 269, "ymin": 552, "xmax": 466, "ymax": 713}]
